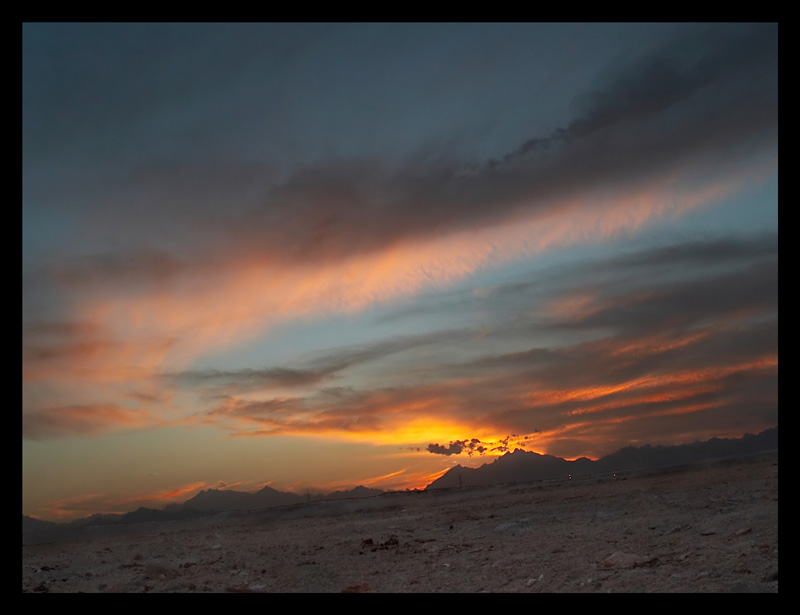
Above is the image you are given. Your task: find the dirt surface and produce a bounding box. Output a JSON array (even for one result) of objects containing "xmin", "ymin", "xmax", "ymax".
[{"xmin": 22, "ymin": 452, "xmax": 778, "ymax": 593}]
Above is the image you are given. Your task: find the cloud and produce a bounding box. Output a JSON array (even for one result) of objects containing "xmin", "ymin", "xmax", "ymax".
[
  {"xmin": 27, "ymin": 24, "xmax": 776, "ymax": 281},
  {"xmin": 22, "ymin": 321, "xmax": 176, "ymax": 386},
  {"xmin": 22, "ymin": 229, "xmax": 777, "ymax": 451},
  {"xmin": 427, "ymin": 438, "xmax": 497, "ymax": 456},
  {"xmin": 24, "ymin": 159, "xmax": 772, "ymax": 412},
  {"xmin": 22, "ymin": 404, "xmax": 158, "ymax": 440},
  {"xmin": 22, "ymin": 25, "xmax": 777, "ymax": 444},
  {"xmin": 172, "ymin": 367, "xmax": 333, "ymax": 393},
  {"xmin": 168, "ymin": 328, "xmax": 473, "ymax": 397},
  {"xmin": 223, "ymin": 24, "xmax": 775, "ymax": 269},
  {"xmin": 427, "ymin": 441, "xmax": 467, "ymax": 456},
  {"xmin": 497, "ymin": 24, "xmax": 776, "ymax": 165},
  {"xmin": 189, "ymin": 233, "xmax": 776, "ymax": 459}
]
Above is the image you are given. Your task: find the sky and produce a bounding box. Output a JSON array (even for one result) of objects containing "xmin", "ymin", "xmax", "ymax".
[{"xmin": 22, "ymin": 22, "xmax": 778, "ymax": 522}]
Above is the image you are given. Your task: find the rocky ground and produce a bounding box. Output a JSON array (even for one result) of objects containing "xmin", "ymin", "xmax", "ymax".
[{"xmin": 22, "ymin": 452, "xmax": 778, "ymax": 593}]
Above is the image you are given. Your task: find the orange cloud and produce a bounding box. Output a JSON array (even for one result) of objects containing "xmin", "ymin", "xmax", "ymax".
[
  {"xmin": 566, "ymin": 385, "xmax": 723, "ymax": 416},
  {"xmin": 609, "ymin": 331, "xmax": 711, "ymax": 358},
  {"xmin": 522, "ymin": 354, "xmax": 777, "ymax": 407},
  {"xmin": 134, "ymin": 482, "xmax": 208, "ymax": 503},
  {"xmin": 23, "ymin": 160, "xmax": 774, "ymax": 443},
  {"xmin": 76, "ymin": 165, "xmax": 753, "ymax": 369}
]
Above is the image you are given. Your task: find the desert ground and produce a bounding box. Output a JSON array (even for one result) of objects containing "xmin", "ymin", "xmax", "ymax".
[{"xmin": 22, "ymin": 452, "xmax": 778, "ymax": 593}]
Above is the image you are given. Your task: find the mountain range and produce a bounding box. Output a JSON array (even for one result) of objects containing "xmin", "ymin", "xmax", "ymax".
[
  {"xmin": 23, "ymin": 485, "xmax": 384, "ymax": 532},
  {"xmin": 23, "ymin": 427, "xmax": 777, "ymax": 531},
  {"xmin": 427, "ymin": 427, "xmax": 778, "ymax": 489}
]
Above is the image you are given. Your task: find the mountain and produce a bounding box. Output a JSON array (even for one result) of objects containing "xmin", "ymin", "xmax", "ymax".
[
  {"xmin": 171, "ymin": 484, "xmax": 384, "ymax": 514},
  {"xmin": 23, "ymin": 428, "xmax": 776, "ymax": 529},
  {"xmin": 425, "ymin": 427, "xmax": 778, "ymax": 490},
  {"xmin": 425, "ymin": 450, "xmax": 588, "ymax": 490},
  {"xmin": 322, "ymin": 485, "xmax": 383, "ymax": 500},
  {"xmin": 176, "ymin": 484, "xmax": 308, "ymax": 514},
  {"xmin": 62, "ymin": 505, "xmax": 217, "ymax": 528},
  {"xmin": 593, "ymin": 427, "xmax": 778, "ymax": 474},
  {"xmin": 23, "ymin": 485, "xmax": 387, "ymax": 531},
  {"xmin": 23, "ymin": 515, "xmax": 59, "ymax": 532}
]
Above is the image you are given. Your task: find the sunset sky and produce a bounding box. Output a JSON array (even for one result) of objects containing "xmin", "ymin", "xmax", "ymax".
[{"xmin": 23, "ymin": 23, "xmax": 778, "ymax": 522}]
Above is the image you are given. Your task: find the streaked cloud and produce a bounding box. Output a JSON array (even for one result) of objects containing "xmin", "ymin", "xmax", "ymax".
[
  {"xmin": 22, "ymin": 403, "xmax": 160, "ymax": 440},
  {"xmin": 160, "ymin": 233, "xmax": 776, "ymax": 461},
  {"xmin": 23, "ymin": 23, "xmax": 777, "ymax": 521}
]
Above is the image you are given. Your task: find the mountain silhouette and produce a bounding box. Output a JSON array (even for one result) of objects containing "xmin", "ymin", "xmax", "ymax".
[
  {"xmin": 22, "ymin": 515, "xmax": 59, "ymax": 532},
  {"xmin": 171, "ymin": 484, "xmax": 385, "ymax": 515},
  {"xmin": 23, "ymin": 485, "xmax": 385, "ymax": 530},
  {"xmin": 175, "ymin": 484, "xmax": 308, "ymax": 514},
  {"xmin": 424, "ymin": 427, "xmax": 778, "ymax": 490},
  {"xmin": 23, "ymin": 428, "xmax": 776, "ymax": 529}
]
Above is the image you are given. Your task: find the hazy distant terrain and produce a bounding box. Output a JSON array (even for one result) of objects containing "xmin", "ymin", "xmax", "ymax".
[
  {"xmin": 23, "ymin": 485, "xmax": 384, "ymax": 531},
  {"xmin": 24, "ymin": 428, "xmax": 776, "ymax": 532}
]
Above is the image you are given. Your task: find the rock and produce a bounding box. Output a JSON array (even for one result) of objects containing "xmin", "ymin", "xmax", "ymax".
[
  {"xmin": 342, "ymin": 583, "xmax": 369, "ymax": 593},
  {"xmin": 602, "ymin": 551, "xmax": 657, "ymax": 569},
  {"xmin": 143, "ymin": 564, "xmax": 178, "ymax": 580},
  {"xmin": 527, "ymin": 574, "xmax": 544, "ymax": 586},
  {"xmin": 761, "ymin": 567, "xmax": 778, "ymax": 583}
]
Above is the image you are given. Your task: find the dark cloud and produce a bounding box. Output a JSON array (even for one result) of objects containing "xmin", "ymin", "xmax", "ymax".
[
  {"xmin": 22, "ymin": 321, "xmax": 106, "ymax": 364},
  {"xmin": 170, "ymin": 328, "xmax": 472, "ymax": 396},
  {"xmin": 173, "ymin": 367, "xmax": 333, "ymax": 393},
  {"xmin": 305, "ymin": 328, "xmax": 472, "ymax": 371},
  {"xmin": 25, "ymin": 23, "xmax": 777, "ymax": 291},
  {"xmin": 539, "ymin": 238, "xmax": 778, "ymax": 340},
  {"xmin": 499, "ymin": 24, "xmax": 776, "ymax": 164},
  {"xmin": 427, "ymin": 438, "xmax": 493, "ymax": 456},
  {"xmin": 211, "ymin": 397, "xmax": 305, "ymax": 419},
  {"xmin": 47, "ymin": 250, "xmax": 189, "ymax": 292},
  {"xmin": 427, "ymin": 441, "xmax": 466, "ymax": 456},
  {"xmin": 209, "ymin": 385, "xmax": 424, "ymax": 435},
  {"xmin": 22, "ymin": 318, "xmax": 177, "ymax": 386},
  {"xmin": 604, "ymin": 233, "xmax": 777, "ymax": 271},
  {"xmin": 227, "ymin": 23, "xmax": 776, "ymax": 267},
  {"xmin": 22, "ymin": 404, "xmax": 152, "ymax": 440}
]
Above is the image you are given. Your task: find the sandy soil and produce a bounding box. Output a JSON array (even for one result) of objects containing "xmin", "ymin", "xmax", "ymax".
[{"xmin": 22, "ymin": 452, "xmax": 778, "ymax": 593}]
